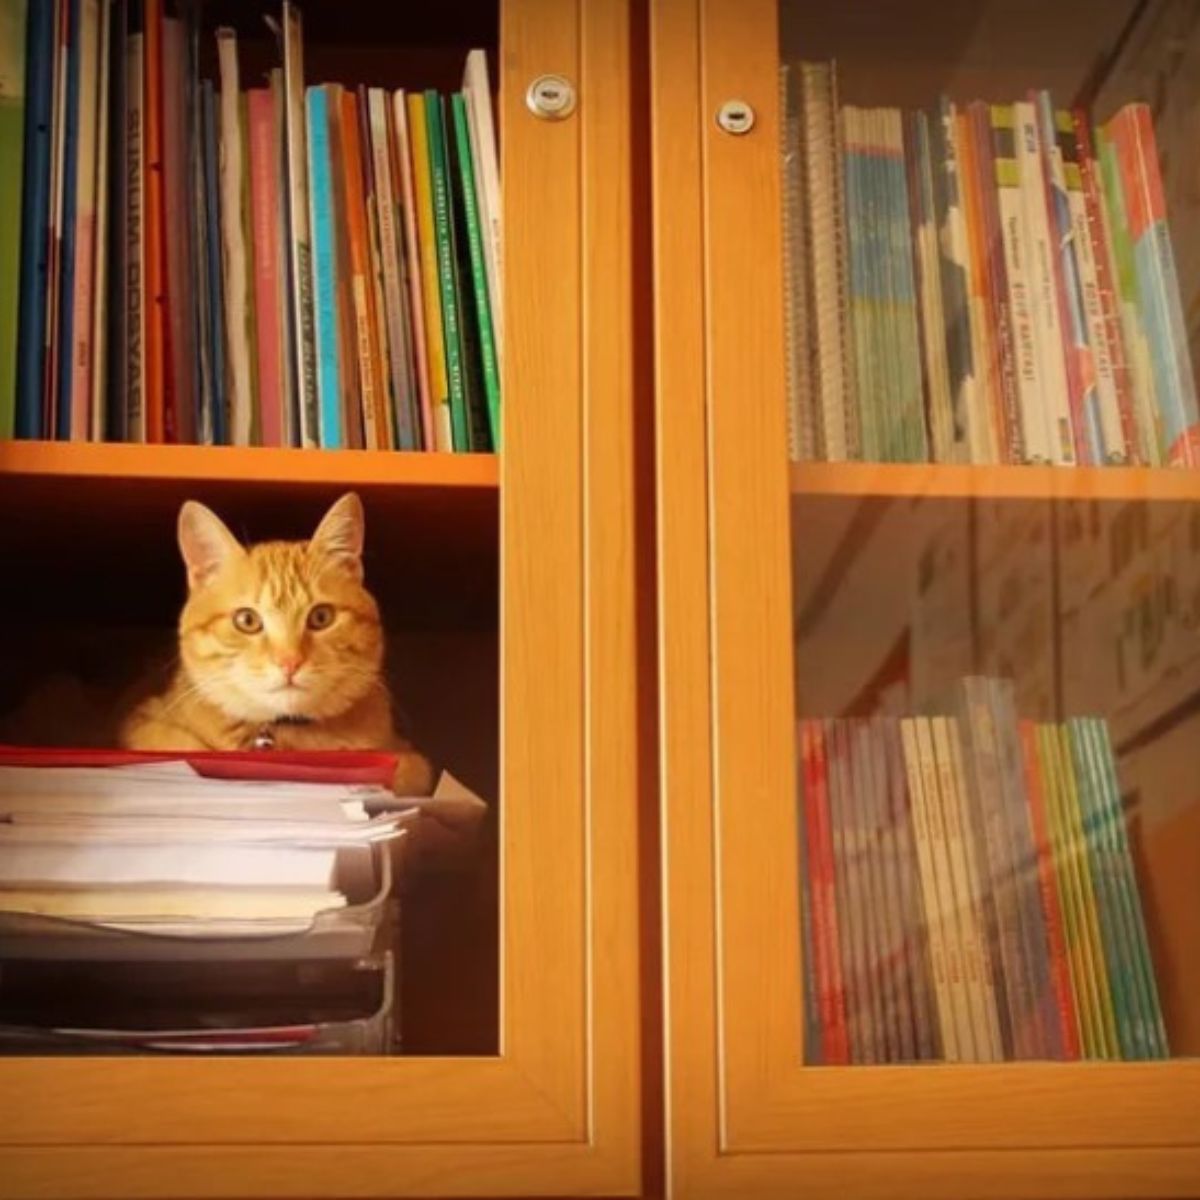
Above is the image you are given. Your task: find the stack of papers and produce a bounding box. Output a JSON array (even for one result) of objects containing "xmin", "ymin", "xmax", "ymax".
[{"xmin": 0, "ymin": 760, "xmax": 414, "ymax": 934}]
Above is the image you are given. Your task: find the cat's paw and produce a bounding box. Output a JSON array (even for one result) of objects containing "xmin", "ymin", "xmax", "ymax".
[{"xmin": 392, "ymin": 748, "xmax": 435, "ymax": 797}]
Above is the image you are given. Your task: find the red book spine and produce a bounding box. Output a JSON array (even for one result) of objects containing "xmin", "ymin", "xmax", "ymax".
[
  {"xmin": 811, "ymin": 722, "xmax": 850, "ymax": 1063},
  {"xmin": 1072, "ymin": 110, "xmax": 1140, "ymax": 464},
  {"xmin": 248, "ymin": 89, "xmax": 284, "ymax": 447},
  {"xmin": 1018, "ymin": 720, "xmax": 1081, "ymax": 1059},
  {"xmin": 801, "ymin": 722, "xmax": 835, "ymax": 1062}
]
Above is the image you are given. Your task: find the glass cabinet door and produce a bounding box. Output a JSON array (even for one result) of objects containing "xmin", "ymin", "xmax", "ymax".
[{"xmin": 655, "ymin": 0, "xmax": 1200, "ymax": 1193}]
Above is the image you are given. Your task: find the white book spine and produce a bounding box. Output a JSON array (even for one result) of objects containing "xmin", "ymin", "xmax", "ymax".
[
  {"xmin": 934, "ymin": 715, "xmax": 1003, "ymax": 1061},
  {"xmin": 280, "ymin": 3, "xmax": 318, "ymax": 447},
  {"xmin": 462, "ymin": 49, "xmax": 502, "ymax": 369},
  {"xmin": 1067, "ymin": 167, "xmax": 1124, "ymax": 463},
  {"xmin": 1014, "ymin": 101, "xmax": 1075, "ymax": 464},
  {"xmin": 915, "ymin": 716, "xmax": 977, "ymax": 1061},
  {"xmin": 900, "ymin": 718, "xmax": 958, "ymax": 1060},
  {"xmin": 993, "ymin": 107, "xmax": 1050, "ymax": 463}
]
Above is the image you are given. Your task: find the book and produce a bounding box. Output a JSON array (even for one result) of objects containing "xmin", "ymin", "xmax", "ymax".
[
  {"xmin": 969, "ymin": 102, "xmax": 1021, "ymax": 464},
  {"xmin": 1057, "ymin": 108, "xmax": 1127, "ymax": 464},
  {"xmin": 141, "ymin": 0, "xmax": 166, "ymax": 441},
  {"xmin": 990, "ymin": 104, "xmax": 1045, "ymax": 463},
  {"xmin": 1105, "ymin": 102, "xmax": 1200, "ymax": 466},
  {"xmin": 425, "ymin": 90, "xmax": 469, "ymax": 452},
  {"xmin": 451, "ymin": 92, "xmax": 500, "ymax": 451},
  {"xmin": 367, "ymin": 87, "xmax": 417, "ymax": 450},
  {"xmin": 0, "ymin": 0, "xmax": 28, "ymax": 438},
  {"xmin": 87, "ymin": 0, "xmax": 110, "ymax": 441},
  {"xmin": 339, "ymin": 86, "xmax": 387, "ymax": 450},
  {"xmin": 215, "ymin": 27, "xmax": 252, "ymax": 445},
  {"xmin": 931, "ymin": 96, "xmax": 978, "ymax": 462},
  {"xmin": 305, "ymin": 84, "xmax": 340, "ymax": 450},
  {"xmin": 461, "ymin": 49, "xmax": 501, "ymax": 373},
  {"xmin": 54, "ymin": 0, "xmax": 85, "ymax": 439},
  {"xmin": 247, "ymin": 86, "xmax": 285, "ymax": 447},
  {"xmin": 899, "ymin": 717, "xmax": 959, "ymax": 1060},
  {"xmin": 1018, "ymin": 720, "xmax": 1082, "ymax": 1058},
  {"xmin": 101, "ymin": 0, "xmax": 124, "ymax": 441},
  {"xmin": 277, "ymin": 1, "xmax": 318, "ymax": 448},
  {"xmin": 14, "ymin": 0, "xmax": 53, "ymax": 440},
  {"xmin": 160, "ymin": 11, "xmax": 192, "ymax": 443},
  {"xmin": 393, "ymin": 90, "xmax": 435, "ymax": 449}
]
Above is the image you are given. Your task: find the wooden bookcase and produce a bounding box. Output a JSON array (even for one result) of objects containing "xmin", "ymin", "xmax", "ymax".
[
  {"xmin": 652, "ymin": 0, "xmax": 1200, "ymax": 1197},
  {"xmin": 0, "ymin": 0, "xmax": 646, "ymax": 1196}
]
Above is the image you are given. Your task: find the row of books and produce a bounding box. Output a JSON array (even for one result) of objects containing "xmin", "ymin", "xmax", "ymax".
[
  {"xmin": 780, "ymin": 64, "xmax": 1200, "ymax": 468},
  {"xmin": 0, "ymin": 0, "xmax": 501, "ymax": 451},
  {"xmin": 798, "ymin": 677, "xmax": 1167, "ymax": 1065}
]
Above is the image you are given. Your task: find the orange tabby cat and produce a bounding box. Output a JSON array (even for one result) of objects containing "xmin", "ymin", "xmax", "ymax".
[{"xmin": 120, "ymin": 492, "xmax": 434, "ymax": 795}]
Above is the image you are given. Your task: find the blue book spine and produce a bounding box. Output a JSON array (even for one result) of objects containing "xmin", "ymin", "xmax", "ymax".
[
  {"xmin": 15, "ymin": 0, "xmax": 55, "ymax": 439},
  {"xmin": 201, "ymin": 80, "xmax": 226, "ymax": 445},
  {"xmin": 305, "ymin": 86, "xmax": 340, "ymax": 449},
  {"xmin": 883, "ymin": 112, "xmax": 925, "ymax": 462},
  {"xmin": 55, "ymin": 0, "xmax": 83, "ymax": 440}
]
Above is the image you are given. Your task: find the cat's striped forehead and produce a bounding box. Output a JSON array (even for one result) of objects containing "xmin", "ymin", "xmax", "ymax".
[{"xmin": 243, "ymin": 541, "xmax": 322, "ymax": 609}]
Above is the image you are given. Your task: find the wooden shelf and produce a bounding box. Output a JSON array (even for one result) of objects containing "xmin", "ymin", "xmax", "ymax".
[
  {"xmin": 0, "ymin": 439, "xmax": 498, "ymax": 488},
  {"xmin": 790, "ymin": 461, "xmax": 1200, "ymax": 501}
]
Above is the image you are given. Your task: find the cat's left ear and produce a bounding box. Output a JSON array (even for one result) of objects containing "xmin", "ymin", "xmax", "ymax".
[{"xmin": 310, "ymin": 493, "xmax": 365, "ymax": 577}]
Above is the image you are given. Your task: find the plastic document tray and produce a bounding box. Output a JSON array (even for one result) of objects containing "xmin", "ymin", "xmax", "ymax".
[
  {"xmin": 0, "ymin": 952, "xmax": 396, "ymax": 1056},
  {"xmin": 0, "ymin": 843, "xmax": 392, "ymax": 963}
]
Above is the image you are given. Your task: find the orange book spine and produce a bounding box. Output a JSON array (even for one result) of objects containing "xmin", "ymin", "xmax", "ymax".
[
  {"xmin": 142, "ymin": 0, "xmax": 166, "ymax": 442},
  {"xmin": 1019, "ymin": 719, "xmax": 1082, "ymax": 1059},
  {"xmin": 339, "ymin": 91, "xmax": 387, "ymax": 450},
  {"xmin": 956, "ymin": 111, "xmax": 1004, "ymax": 463}
]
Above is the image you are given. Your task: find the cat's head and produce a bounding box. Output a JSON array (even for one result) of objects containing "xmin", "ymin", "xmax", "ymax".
[{"xmin": 175, "ymin": 493, "xmax": 385, "ymax": 724}]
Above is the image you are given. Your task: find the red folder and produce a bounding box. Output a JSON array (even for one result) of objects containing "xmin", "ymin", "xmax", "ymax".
[{"xmin": 0, "ymin": 746, "xmax": 399, "ymax": 787}]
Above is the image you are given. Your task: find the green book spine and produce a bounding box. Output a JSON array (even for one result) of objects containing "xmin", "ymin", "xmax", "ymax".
[
  {"xmin": 425, "ymin": 90, "xmax": 468, "ymax": 452},
  {"xmin": 451, "ymin": 92, "xmax": 500, "ymax": 451},
  {"xmin": 1090, "ymin": 718, "xmax": 1169, "ymax": 1057},
  {"xmin": 0, "ymin": 0, "xmax": 28, "ymax": 438},
  {"xmin": 1069, "ymin": 719, "xmax": 1138, "ymax": 1059},
  {"xmin": 1056, "ymin": 724, "xmax": 1120, "ymax": 1058},
  {"xmin": 1037, "ymin": 725, "xmax": 1098, "ymax": 1058}
]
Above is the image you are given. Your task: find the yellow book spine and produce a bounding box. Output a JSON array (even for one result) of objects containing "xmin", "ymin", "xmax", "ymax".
[
  {"xmin": 1055, "ymin": 725, "xmax": 1120, "ymax": 1058},
  {"xmin": 406, "ymin": 93, "xmax": 453, "ymax": 452}
]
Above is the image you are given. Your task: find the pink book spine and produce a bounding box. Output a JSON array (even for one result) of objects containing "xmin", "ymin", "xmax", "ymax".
[
  {"xmin": 248, "ymin": 89, "xmax": 284, "ymax": 447},
  {"xmin": 393, "ymin": 91, "xmax": 434, "ymax": 450}
]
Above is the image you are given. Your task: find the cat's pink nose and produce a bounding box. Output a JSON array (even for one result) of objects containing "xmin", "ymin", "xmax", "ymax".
[{"xmin": 276, "ymin": 654, "xmax": 306, "ymax": 681}]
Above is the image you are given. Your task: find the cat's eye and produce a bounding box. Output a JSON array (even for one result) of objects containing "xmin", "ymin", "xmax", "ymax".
[
  {"xmin": 232, "ymin": 607, "xmax": 263, "ymax": 634},
  {"xmin": 307, "ymin": 603, "xmax": 336, "ymax": 631}
]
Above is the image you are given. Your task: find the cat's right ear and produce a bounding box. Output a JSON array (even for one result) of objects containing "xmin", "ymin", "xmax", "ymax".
[{"xmin": 178, "ymin": 501, "xmax": 245, "ymax": 590}]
